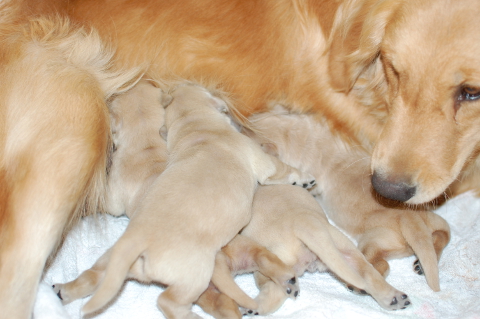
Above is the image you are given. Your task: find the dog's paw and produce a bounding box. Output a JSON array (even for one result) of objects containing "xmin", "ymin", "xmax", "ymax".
[
  {"xmin": 291, "ymin": 172, "xmax": 316, "ymax": 189},
  {"xmin": 240, "ymin": 307, "xmax": 259, "ymax": 316},
  {"xmin": 52, "ymin": 284, "xmax": 68, "ymax": 304},
  {"xmin": 413, "ymin": 259, "xmax": 424, "ymax": 275},
  {"xmin": 283, "ymin": 277, "xmax": 299, "ymax": 299},
  {"xmin": 387, "ymin": 292, "xmax": 411, "ymax": 310}
]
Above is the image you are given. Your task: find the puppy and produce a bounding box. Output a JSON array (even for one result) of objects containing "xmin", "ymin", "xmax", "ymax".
[
  {"xmin": 196, "ymin": 233, "xmax": 300, "ymax": 319},
  {"xmin": 244, "ymin": 108, "xmax": 451, "ymax": 293},
  {"xmin": 56, "ymin": 84, "xmax": 315, "ymax": 318},
  {"xmin": 105, "ymin": 80, "xmax": 172, "ymax": 218},
  {"xmin": 203, "ymin": 185, "xmax": 411, "ymax": 317}
]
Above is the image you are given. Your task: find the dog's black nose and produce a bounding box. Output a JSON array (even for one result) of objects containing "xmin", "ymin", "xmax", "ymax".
[{"xmin": 371, "ymin": 171, "xmax": 416, "ymax": 202}]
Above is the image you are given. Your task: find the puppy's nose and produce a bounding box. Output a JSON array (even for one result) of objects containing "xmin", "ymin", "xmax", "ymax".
[{"xmin": 371, "ymin": 171, "xmax": 416, "ymax": 202}]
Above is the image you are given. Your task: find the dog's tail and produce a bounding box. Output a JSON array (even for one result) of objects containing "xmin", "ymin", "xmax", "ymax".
[
  {"xmin": 210, "ymin": 251, "xmax": 258, "ymax": 310},
  {"xmin": 82, "ymin": 231, "xmax": 144, "ymax": 314},
  {"xmin": 400, "ymin": 213, "xmax": 441, "ymax": 292},
  {"xmin": 295, "ymin": 216, "xmax": 367, "ymax": 290}
]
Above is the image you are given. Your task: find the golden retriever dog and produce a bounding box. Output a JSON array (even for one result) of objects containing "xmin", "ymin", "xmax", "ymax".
[
  {"xmin": 202, "ymin": 184, "xmax": 412, "ymax": 317},
  {"xmin": 244, "ymin": 108, "xmax": 450, "ymax": 293},
  {"xmin": 59, "ymin": 84, "xmax": 314, "ymax": 318},
  {"xmin": 2, "ymin": 0, "xmax": 479, "ymax": 317},
  {"xmin": 48, "ymin": 0, "xmax": 480, "ymax": 203}
]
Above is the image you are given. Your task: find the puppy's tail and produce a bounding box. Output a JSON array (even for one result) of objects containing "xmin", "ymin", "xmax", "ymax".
[
  {"xmin": 211, "ymin": 251, "xmax": 258, "ymax": 310},
  {"xmin": 400, "ymin": 213, "xmax": 441, "ymax": 292},
  {"xmin": 295, "ymin": 216, "xmax": 367, "ymax": 290},
  {"xmin": 82, "ymin": 232, "xmax": 144, "ymax": 314}
]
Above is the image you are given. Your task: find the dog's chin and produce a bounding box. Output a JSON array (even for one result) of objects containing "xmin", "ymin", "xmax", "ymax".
[{"xmin": 405, "ymin": 188, "xmax": 446, "ymax": 205}]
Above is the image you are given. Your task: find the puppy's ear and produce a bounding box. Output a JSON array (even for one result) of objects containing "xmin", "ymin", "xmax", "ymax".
[
  {"xmin": 328, "ymin": 0, "xmax": 401, "ymax": 92},
  {"xmin": 212, "ymin": 96, "xmax": 228, "ymax": 114},
  {"xmin": 160, "ymin": 93, "xmax": 173, "ymax": 107}
]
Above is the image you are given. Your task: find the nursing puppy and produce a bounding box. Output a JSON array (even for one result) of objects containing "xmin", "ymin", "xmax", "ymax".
[
  {"xmin": 244, "ymin": 108, "xmax": 450, "ymax": 293},
  {"xmin": 106, "ymin": 80, "xmax": 172, "ymax": 218},
  {"xmin": 205, "ymin": 185, "xmax": 411, "ymax": 316},
  {"xmin": 53, "ymin": 83, "xmax": 301, "ymax": 317},
  {"xmin": 73, "ymin": 84, "xmax": 315, "ymax": 318}
]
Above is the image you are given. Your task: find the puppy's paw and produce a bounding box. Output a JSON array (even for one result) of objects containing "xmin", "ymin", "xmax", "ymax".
[
  {"xmin": 413, "ymin": 259, "xmax": 424, "ymax": 275},
  {"xmin": 240, "ymin": 307, "xmax": 259, "ymax": 316},
  {"xmin": 389, "ymin": 293, "xmax": 411, "ymax": 310},
  {"xmin": 290, "ymin": 172, "xmax": 316, "ymax": 189},
  {"xmin": 283, "ymin": 277, "xmax": 299, "ymax": 299},
  {"xmin": 382, "ymin": 291, "xmax": 411, "ymax": 311},
  {"xmin": 52, "ymin": 284, "xmax": 69, "ymax": 304}
]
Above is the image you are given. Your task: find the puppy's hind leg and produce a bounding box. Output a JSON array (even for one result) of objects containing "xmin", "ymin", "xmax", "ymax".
[
  {"xmin": 53, "ymin": 249, "xmax": 113, "ymax": 304},
  {"xmin": 325, "ymin": 225, "xmax": 411, "ymax": 310},
  {"xmin": 242, "ymin": 272, "xmax": 289, "ymax": 316},
  {"xmin": 212, "ymin": 234, "xmax": 298, "ymax": 307},
  {"xmin": 196, "ymin": 284, "xmax": 242, "ymax": 319},
  {"xmin": 157, "ymin": 284, "xmax": 207, "ymax": 319}
]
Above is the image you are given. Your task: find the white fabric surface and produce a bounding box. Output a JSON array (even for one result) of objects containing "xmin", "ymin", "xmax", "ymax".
[{"xmin": 35, "ymin": 191, "xmax": 480, "ymax": 319}]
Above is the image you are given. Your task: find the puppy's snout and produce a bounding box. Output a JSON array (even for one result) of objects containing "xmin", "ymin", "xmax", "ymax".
[{"xmin": 371, "ymin": 171, "xmax": 416, "ymax": 202}]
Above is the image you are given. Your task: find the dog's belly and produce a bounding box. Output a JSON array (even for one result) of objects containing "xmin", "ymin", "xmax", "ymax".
[{"xmin": 293, "ymin": 245, "xmax": 327, "ymax": 276}]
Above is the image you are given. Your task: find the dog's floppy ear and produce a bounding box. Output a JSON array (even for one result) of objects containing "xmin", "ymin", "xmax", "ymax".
[{"xmin": 328, "ymin": 0, "xmax": 401, "ymax": 92}]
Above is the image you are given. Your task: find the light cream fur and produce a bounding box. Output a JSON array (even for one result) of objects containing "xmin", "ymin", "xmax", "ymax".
[
  {"xmin": 244, "ymin": 108, "xmax": 450, "ymax": 293},
  {"xmin": 201, "ymin": 184, "xmax": 412, "ymax": 316},
  {"xmin": 105, "ymin": 80, "xmax": 172, "ymax": 218},
  {"xmin": 58, "ymin": 84, "xmax": 315, "ymax": 319}
]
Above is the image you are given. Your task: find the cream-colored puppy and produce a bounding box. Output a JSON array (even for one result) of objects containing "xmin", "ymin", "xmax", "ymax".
[
  {"xmin": 244, "ymin": 107, "xmax": 450, "ymax": 293},
  {"xmin": 106, "ymin": 80, "xmax": 172, "ymax": 218},
  {"xmin": 57, "ymin": 84, "xmax": 315, "ymax": 319},
  {"xmin": 52, "ymin": 79, "xmax": 171, "ymax": 302},
  {"xmin": 201, "ymin": 185, "xmax": 412, "ymax": 317}
]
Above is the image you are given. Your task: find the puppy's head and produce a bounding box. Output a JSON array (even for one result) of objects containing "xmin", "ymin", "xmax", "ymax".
[
  {"xmin": 109, "ymin": 81, "xmax": 171, "ymax": 146},
  {"xmin": 164, "ymin": 83, "xmax": 234, "ymax": 130},
  {"xmin": 329, "ymin": 0, "xmax": 480, "ymax": 204}
]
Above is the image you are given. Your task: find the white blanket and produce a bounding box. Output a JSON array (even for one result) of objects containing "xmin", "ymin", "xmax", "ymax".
[{"xmin": 36, "ymin": 191, "xmax": 480, "ymax": 319}]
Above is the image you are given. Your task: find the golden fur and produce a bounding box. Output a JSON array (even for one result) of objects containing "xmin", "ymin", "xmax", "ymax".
[
  {"xmin": 0, "ymin": 13, "xmax": 140, "ymax": 319},
  {"xmin": 1, "ymin": 0, "xmax": 479, "ymax": 317}
]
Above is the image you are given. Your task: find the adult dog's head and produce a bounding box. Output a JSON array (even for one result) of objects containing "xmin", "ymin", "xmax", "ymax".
[{"xmin": 329, "ymin": 0, "xmax": 480, "ymax": 204}]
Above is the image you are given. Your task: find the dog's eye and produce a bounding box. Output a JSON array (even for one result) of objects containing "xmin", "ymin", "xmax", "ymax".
[{"xmin": 458, "ymin": 86, "xmax": 480, "ymax": 102}]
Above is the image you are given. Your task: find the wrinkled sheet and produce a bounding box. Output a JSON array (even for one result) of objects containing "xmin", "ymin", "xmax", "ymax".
[{"xmin": 36, "ymin": 191, "xmax": 480, "ymax": 319}]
